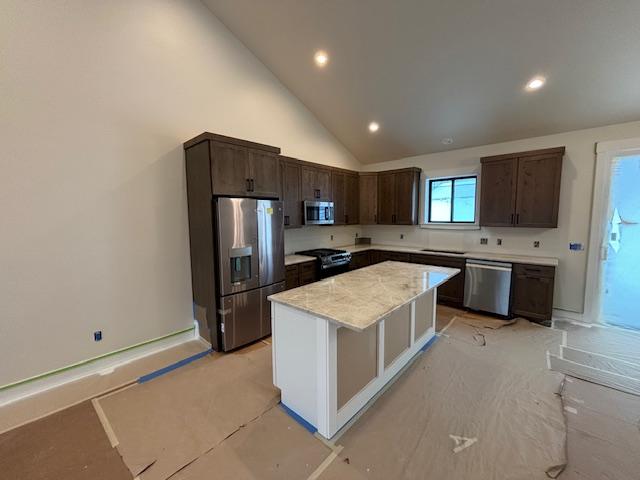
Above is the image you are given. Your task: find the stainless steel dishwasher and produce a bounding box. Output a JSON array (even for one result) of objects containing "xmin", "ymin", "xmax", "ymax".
[{"xmin": 463, "ymin": 260, "xmax": 512, "ymax": 316}]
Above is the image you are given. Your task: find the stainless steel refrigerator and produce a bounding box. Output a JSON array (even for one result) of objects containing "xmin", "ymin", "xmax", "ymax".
[{"xmin": 214, "ymin": 198, "xmax": 285, "ymax": 350}]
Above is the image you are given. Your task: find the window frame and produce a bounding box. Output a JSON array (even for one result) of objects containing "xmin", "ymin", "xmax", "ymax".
[
  {"xmin": 427, "ymin": 175, "xmax": 477, "ymax": 224},
  {"xmin": 420, "ymin": 172, "xmax": 480, "ymax": 230}
]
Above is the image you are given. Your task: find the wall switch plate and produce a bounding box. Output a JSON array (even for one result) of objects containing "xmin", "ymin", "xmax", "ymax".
[
  {"xmin": 480, "ymin": 238, "xmax": 488, "ymax": 245},
  {"xmin": 534, "ymin": 241, "xmax": 540, "ymax": 248},
  {"xmin": 496, "ymin": 238, "xmax": 502, "ymax": 246},
  {"xmin": 94, "ymin": 331, "xmax": 102, "ymax": 342},
  {"xmin": 569, "ymin": 242, "xmax": 584, "ymax": 251}
]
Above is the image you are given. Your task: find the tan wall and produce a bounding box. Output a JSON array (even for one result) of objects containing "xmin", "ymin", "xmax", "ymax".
[
  {"xmin": 361, "ymin": 121, "xmax": 640, "ymax": 314},
  {"xmin": 0, "ymin": 0, "xmax": 359, "ymax": 386}
]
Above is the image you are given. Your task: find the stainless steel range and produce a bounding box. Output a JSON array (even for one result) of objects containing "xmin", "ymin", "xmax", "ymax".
[{"xmin": 295, "ymin": 248, "xmax": 352, "ymax": 278}]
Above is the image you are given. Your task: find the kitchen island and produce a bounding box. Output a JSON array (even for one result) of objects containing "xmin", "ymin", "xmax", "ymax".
[{"xmin": 268, "ymin": 261, "xmax": 459, "ymax": 439}]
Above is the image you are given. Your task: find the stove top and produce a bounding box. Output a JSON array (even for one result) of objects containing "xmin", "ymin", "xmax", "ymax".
[{"xmin": 296, "ymin": 248, "xmax": 348, "ymax": 258}]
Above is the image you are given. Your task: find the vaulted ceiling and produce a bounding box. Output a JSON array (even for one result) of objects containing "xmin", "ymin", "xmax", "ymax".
[{"xmin": 204, "ymin": 0, "xmax": 640, "ymax": 163}]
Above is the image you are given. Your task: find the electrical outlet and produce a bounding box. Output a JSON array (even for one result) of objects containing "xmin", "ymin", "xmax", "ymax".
[
  {"xmin": 496, "ymin": 238, "xmax": 502, "ymax": 246},
  {"xmin": 400, "ymin": 234, "xmax": 405, "ymax": 240},
  {"xmin": 94, "ymin": 331, "xmax": 102, "ymax": 342},
  {"xmin": 480, "ymin": 238, "xmax": 488, "ymax": 245},
  {"xmin": 569, "ymin": 242, "xmax": 584, "ymax": 251},
  {"xmin": 330, "ymin": 235, "xmax": 334, "ymax": 241},
  {"xmin": 355, "ymin": 232, "xmax": 359, "ymax": 238},
  {"xmin": 534, "ymin": 241, "xmax": 540, "ymax": 248}
]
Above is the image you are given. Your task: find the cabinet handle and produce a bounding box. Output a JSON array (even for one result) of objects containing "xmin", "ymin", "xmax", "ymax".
[
  {"xmin": 510, "ymin": 213, "xmax": 514, "ymax": 225},
  {"xmin": 250, "ymin": 178, "xmax": 255, "ymax": 192},
  {"xmin": 392, "ymin": 214, "xmax": 396, "ymax": 223},
  {"xmin": 516, "ymin": 213, "xmax": 520, "ymax": 224},
  {"xmin": 246, "ymin": 179, "xmax": 251, "ymax": 191},
  {"xmin": 284, "ymin": 215, "xmax": 290, "ymax": 226},
  {"xmin": 345, "ymin": 214, "xmax": 348, "ymax": 224},
  {"xmin": 374, "ymin": 214, "xmax": 377, "ymax": 223}
]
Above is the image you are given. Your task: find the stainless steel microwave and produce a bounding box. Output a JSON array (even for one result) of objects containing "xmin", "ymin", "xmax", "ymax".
[{"xmin": 304, "ymin": 201, "xmax": 334, "ymax": 225}]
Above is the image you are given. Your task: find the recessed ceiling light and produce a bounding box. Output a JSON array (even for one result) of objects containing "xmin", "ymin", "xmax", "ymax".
[
  {"xmin": 525, "ymin": 76, "xmax": 546, "ymax": 91},
  {"xmin": 314, "ymin": 50, "xmax": 329, "ymax": 67},
  {"xmin": 368, "ymin": 122, "xmax": 380, "ymax": 133},
  {"xmin": 441, "ymin": 137, "xmax": 454, "ymax": 145}
]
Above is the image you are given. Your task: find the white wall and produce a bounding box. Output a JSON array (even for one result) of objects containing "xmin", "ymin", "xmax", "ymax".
[
  {"xmin": 361, "ymin": 121, "xmax": 640, "ymax": 314},
  {"xmin": 0, "ymin": 0, "xmax": 359, "ymax": 387}
]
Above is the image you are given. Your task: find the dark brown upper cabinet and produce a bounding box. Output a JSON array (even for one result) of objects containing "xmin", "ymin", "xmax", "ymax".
[
  {"xmin": 480, "ymin": 147, "xmax": 564, "ymax": 228},
  {"xmin": 280, "ymin": 156, "xmax": 302, "ymax": 229},
  {"xmin": 184, "ymin": 132, "xmax": 281, "ymax": 199},
  {"xmin": 331, "ymin": 171, "xmax": 346, "ymax": 225},
  {"xmin": 301, "ymin": 162, "xmax": 332, "ymax": 201},
  {"xmin": 344, "ymin": 173, "xmax": 359, "ymax": 225},
  {"xmin": 359, "ymin": 173, "xmax": 378, "ymax": 224},
  {"xmin": 331, "ymin": 170, "xmax": 360, "ymax": 225},
  {"xmin": 377, "ymin": 168, "xmax": 421, "ymax": 225}
]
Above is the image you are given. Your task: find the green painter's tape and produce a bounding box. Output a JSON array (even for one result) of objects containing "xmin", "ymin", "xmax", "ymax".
[{"xmin": 0, "ymin": 326, "xmax": 195, "ymax": 392}]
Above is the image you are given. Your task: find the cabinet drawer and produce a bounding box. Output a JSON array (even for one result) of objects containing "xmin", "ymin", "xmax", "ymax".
[
  {"xmin": 379, "ymin": 251, "xmax": 410, "ymax": 263},
  {"xmin": 513, "ymin": 264, "xmax": 555, "ymax": 278},
  {"xmin": 299, "ymin": 271, "xmax": 316, "ymax": 285},
  {"xmin": 299, "ymin": 261, "xmax": 316, "ymax": 274},
  {"xmin": 349, "ymin": 251, "xmax": 371, "ymax": 270},
  {"xmin": 285, "ymin": 265, "xmax": 299, "ymax": 290}
]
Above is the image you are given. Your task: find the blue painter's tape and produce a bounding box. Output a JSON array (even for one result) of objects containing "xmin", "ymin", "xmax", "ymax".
[
  {"xmin": 138, "ymin": 348, "xmax": 212, "ymax": 384},
  {"xmin": 280, "ymin": 403, "xmax": 317, "ymax": 434},
  {"xmin": 420, "ymin": 335, "xmax": 438, "ymax": 352}
]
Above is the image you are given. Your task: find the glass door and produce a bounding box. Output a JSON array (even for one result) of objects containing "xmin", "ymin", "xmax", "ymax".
[{"xmin": 600, "ymin": 154, "xmax": 640, "ymax": 330}]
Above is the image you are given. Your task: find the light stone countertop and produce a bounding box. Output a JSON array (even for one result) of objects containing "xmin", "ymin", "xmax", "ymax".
[
  {"xmin": 269, "ymin": 261, "xmax": 459, "ymax": 331},
  {"xmin": 340, "ymin": 244, "xmax": 559, "ymax": 267},
  {"xmin": 284, "ymin": 254, "xmax": 316, "ymax": 266}
]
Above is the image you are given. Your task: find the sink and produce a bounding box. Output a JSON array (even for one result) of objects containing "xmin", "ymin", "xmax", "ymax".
[{"xmin": 421, "ymin": 249, "xmax": 466, "ymax": 255}]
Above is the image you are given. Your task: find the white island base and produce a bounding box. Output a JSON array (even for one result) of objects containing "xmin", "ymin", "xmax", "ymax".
[{"xmin": 271, "ymin": 289, "xmax": 437, "ymax": 440}]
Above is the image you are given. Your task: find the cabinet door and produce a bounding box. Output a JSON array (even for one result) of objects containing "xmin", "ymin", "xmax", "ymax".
[
  {"xmin": 331, "ymin": 171, "xmax": 346, "ymax": 225},
  {"xmin": 515, "ymin": 153, "xmax": 562, "ymax": 228},
  {"xmin": 511, "ymin": 264, "xmax": 555, "ymax": 322},
  {"xmin": 349, "ymin": 251, "xmax": 371, "ymax": 270},
  {"xmin": 345, "ymin": 173, "xmax": 360, "ymax": 224},
  {"xmin": 282, "ymin": 160, "xmax": 302, "ymax": 228},
  {"xmin": 409, "ymin": 254, "xmax": 465, "ymax": 306},
  {"xmin": 300, "ymin": 165, "xmax": 318, "ymax": 200},
  {"xmin": 316, "ymin": 167, "xmax": 332, "ymax": 201},
  {"xmin": 479, "ymin": 158, "xmax": 517, "ymax": 226},
  {"xmin": 394, "ymin": 170, "xmax": 419, "ymax": 225},
  {"xmin": 377, "ymin": 173, "xmax": 395, "ymax": 224},
  {"xmin": 210, "ymin": 143, "xmax": 250, "ymax": 196},
  {"xmin": 285, "ymin": 265, "xmax": 299, "ymax": 290},
  {"xmin": 359, "ymin": 173, "xmax": 378, "ymax": 224},
  {"xmin": 248, "ymin": 151, "xmax": 280, "ymax": 198}
]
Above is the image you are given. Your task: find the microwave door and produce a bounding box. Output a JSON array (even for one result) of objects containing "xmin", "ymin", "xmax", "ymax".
[{"xmin": 216, "ymin": 197, "xmax": 259, "ymax": 296}]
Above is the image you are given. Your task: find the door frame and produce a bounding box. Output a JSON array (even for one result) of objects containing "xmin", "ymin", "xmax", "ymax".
[{"xmin": 583, "ymin": 138, "xmax": 640, "ymax": 323}]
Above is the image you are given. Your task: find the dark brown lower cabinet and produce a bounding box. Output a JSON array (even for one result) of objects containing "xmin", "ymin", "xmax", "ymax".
[
  {"xmin": 375, "ymin": 251, "xmax": 411, "ymax": 263},
  {"xmin": 511, "ymin": 264, "xmax": 555, "ymax": 324},
  {"xmin": 285, "ymin": 261, "xmax": 317, "ymax": 290},
  {"xmin": 349, "ymin": 251, "xmax": 371, "ymax": 270},
  {"xmin": 409, "ymin": 254, "xmax": 466, "ymax": 307}
]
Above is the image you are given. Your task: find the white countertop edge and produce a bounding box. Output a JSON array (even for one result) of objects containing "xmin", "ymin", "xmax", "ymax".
[
  {"xmin": 269, "ymin": 264, "xmax": 460, "ymax": 332},
  {"xmin": 284, "ymin": 254, "xmax": 317, "ymax": 266},
  {"xmin": 337, "ymin": 244, "xmax": 559, "ymax": 267}
]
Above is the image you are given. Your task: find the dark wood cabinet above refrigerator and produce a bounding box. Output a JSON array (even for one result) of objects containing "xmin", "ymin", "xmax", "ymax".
[
  {"xmin": 479, "ymin": 147, "xmax": 564, "ymax": 228},
  {"xmin": 184, "ymin": 132, "xmax": 282, "ymax": 199}
]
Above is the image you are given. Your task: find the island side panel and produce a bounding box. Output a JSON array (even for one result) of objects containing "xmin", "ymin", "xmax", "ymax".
[
  {"xmin": 271, "ymin": 303, "xmax": 320, "ymax": 428},
  {"xmin": 414, "ymin": 289, "xmax": 436, "ymax": 340},
  {"xmin": 337, "ymin": 325, "xmax": 379, "ymax": 410},
  {"xmin": 383, "ymin": 303, "xmax": 412, "ymax": 368}
]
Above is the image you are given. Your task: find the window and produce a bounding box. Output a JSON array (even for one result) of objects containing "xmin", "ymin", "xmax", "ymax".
[{"xmin": 427, "ymin": 176, "xmax": 477, "ymax": 223}]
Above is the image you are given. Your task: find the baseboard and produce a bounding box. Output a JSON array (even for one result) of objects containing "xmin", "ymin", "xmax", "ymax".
[
  {"xmin": 0, "ymin": 326, "xmax": 197, "ymax": 407},
  {"xmin": 552, "ymin": 308, "xmax": 589, "ymax": 324}
]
